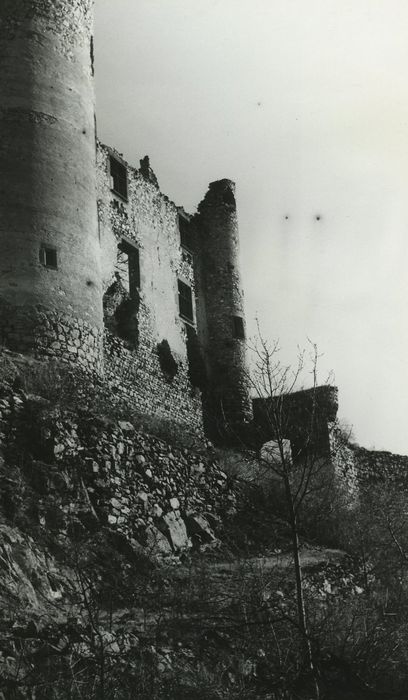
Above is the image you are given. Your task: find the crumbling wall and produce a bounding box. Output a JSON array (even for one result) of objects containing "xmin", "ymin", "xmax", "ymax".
[
  {"xmin": 253, "ymin": 386, "xmax": 360, "ymax": 506},
  {"xmin": 252, "ymin": 386, "xmax": 339, "ymax": 454},
  {"xmin": 0, "ymin": 1, "xmax": 255, "ymax": 445},
  {"xmin": 328, "ymin": 426, "xmax": 359, "ymax": 504},
  {"xmin": 0, "ymin": 381, "xmax": 233, "ymax": 556},
  {"xmin": 96, "ymin": 144, "xmax": 203, "ymax": 436},
  {"xmin": 353, "ymin": 446, "xmax": 408, "ymax": 489},
  {"xmin": 194, "ymin": 180, "xmax": 253, "ymax": 440},
  {"xmin": 253, "ymin": 384, "xmax": 408, "ymax": 504}
]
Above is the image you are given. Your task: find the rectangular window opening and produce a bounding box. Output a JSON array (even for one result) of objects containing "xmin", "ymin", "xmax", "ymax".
[
  {"xmin": 40, "ymin": 246, "xmax": 58, "ymax": 270},
  {"xmin": 233, "ymin": 315, "xmax": 245, "ymax": 340},
  {"xmin": 178, "ymin": 279, "xmax": 194, "ymax": 323},
  {"xmin": 110, "ymin": 155, "xmax": 128, "ymax": 201},
  {"xmin": 116, "ymin": 240, "xmax": 140, "ymax": 298},
  {"xmin": 178, "ymin": 215, "xmax": 192, "ymax": 251}
]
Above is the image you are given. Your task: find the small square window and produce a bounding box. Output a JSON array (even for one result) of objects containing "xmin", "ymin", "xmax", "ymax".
[
  {"xmin": 40, "ymin": 246, "xmax": 58, "ymax": 269},
  {"xmin": 178, "ymin": 279, "xmax": 194, "ymax": 323},
  {"xmin": 233, "ymin": 316, "xmax": 245, "ymax": 340},
  {"xmin": 110, "ymin": 155, "xmax": 128, "ymax": 201}
]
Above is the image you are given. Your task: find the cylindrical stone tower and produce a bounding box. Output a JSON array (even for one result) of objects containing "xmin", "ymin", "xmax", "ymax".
[
  {"xmin": 0, "ymin": 0, "xmax": 103, "ymax": 371},
  {"xmin": 195, "ymin": 179, "xmax": 253, "ymax": 441}
]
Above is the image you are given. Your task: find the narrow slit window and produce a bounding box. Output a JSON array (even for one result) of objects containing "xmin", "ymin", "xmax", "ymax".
[
  {"xmin": 178, "ymin": 280, "xmax": 194, "ymax": 323},
  {"xmin": 110, "ymin": 156, "xmax": 128, "ymax": 200},
  {"xmin": 115, "ymin": 241, "xmax": 140, "ymax": 298},
  {"xmin": 233, "ymin": 315, "xmax": 245, "ymax": 339},
  {"xmin": 40, "ymin": 246, "xmax": 58, "ymax": 269}
]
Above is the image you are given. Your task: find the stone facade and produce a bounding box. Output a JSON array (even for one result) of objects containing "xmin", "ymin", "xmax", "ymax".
[
  {"xmin": 0, "ymin": 0, "xmax": 103, "ymax": 362},
  {"xmin": 96, "ymin": 145, "xmax": 204, "ymax": 437},
  {"xmin": 0, "ymin": 0, "xmax": 253, "ymax": 442}
]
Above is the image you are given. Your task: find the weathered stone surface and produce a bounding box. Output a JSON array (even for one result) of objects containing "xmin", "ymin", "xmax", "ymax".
[
  {"xmin": 145, "ymin": 525, "xmax": 173, "ymax": 557},
  {"xmin": 195, "ymin": 179, "xmax": 253, "ymax": 439},
  {"xmin": 118, "ymin": 421, "xmax": 135, "ymax": 433},
  {"xmin": 153, "ymin": 504, "xmax": 163, "ymax": 518},
  {"xmin": 0, "ymin": 373, "xmax": 236, "ymax": 557},
  {"xmin": 185, "ymin": 514, "xmax": 215, "ymax": 545},
  {"xmin": 353, "ymin": 445, "xmax": 408, "ymax": 488},
  {"xmin": 0, "ymin": 0, "xmax": 104, "ymax": 370},
  {"xmin": 0, "ymin": 524, "xmax": 64, "ymax": 611},
  {"xmin": 161, "ymin": 512, "xmax": 190, "ymax": 552},
  {"xmin": 97, "ymin": 143, "xmax": 205, "ymax": 439}
]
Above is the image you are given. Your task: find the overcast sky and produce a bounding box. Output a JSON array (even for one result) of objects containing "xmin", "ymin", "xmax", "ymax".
[{"xmin": 95, "ymin": 0, "xmax": 408, "ymax": 454}]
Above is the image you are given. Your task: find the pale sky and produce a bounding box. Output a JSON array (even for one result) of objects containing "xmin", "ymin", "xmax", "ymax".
[{"xmin": 95, "ymin": 0, "xmax": 408, "ymax": 454}]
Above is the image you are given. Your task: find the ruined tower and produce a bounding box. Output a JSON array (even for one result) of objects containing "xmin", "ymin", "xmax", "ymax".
[
  {"xmin": 0, "ymin": 0, "xmax": 103, "ymax": 370},
  {"xmin": 0, "ymin": 2, "xmax": 254, "ymax": 442},
  {"xmin": 195, "ymin": 180, "xmax": 253, "ymax": 439}
]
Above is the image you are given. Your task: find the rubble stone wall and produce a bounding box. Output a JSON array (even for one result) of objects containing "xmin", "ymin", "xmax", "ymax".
[
  {"xmin": 0, "ymin": 305, "xmax": 103, "ymax": 374},
  {"xmin": 0, "ymin": 381, "xmax": 233, "ymax": 556},
  {"xmin": 353, "ymin": 445, "xmax": 408, "ymax": 489}
]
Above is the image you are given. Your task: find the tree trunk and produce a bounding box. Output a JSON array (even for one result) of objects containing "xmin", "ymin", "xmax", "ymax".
[{"xmin": 284, "ymin": 475, "xmax": 320, "ymax": 699}]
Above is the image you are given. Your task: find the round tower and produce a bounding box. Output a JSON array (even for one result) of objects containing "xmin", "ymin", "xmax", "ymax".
[
  {"xmin": 195, "ymin": 179, "xmax": 253, "ymax": 440},
  {"xmin": 0, "ymin": 0, "xmax": 103, "ymax": 370}
]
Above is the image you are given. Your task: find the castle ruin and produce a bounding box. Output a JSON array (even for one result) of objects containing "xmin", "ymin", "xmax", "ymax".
[
  {"xmin": 1, "ymin": 0, "xmax": 405, "ymax": 483},
  {"xmin": 0, "ymin": 0, "xmax": 253, "ymax": 443}
]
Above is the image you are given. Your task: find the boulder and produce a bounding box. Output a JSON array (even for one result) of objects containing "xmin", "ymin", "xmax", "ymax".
[
  {"xmin": 160, "ymin": 511, "xmax": 190, "ymax": 552},
  {"xmin": 118, "ymin": 421, "xmax": 135, "ymax": 433},
  {"xmin": 145, "ymin": 525, "xmax": 173, "ymax": 557},
  {"xmin": 185, "ymin": 513, "xmax": 215, "ymax": 545}
]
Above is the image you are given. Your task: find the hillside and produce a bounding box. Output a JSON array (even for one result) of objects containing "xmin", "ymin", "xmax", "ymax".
[{"xmin": 0, "ymin": 352, "xmax": 408, "ymax": 699}]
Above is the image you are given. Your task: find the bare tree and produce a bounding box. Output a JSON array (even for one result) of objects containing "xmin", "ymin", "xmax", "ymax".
[{"xmin": 248, "ymin": 330, "xmax": 339, "ymax": 698}]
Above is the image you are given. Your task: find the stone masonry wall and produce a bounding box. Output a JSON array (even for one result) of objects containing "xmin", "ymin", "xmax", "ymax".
[
  {"xmin": 353, "ymin": 445, "xmax": 408, "ymax": 489},
  {"xmin": 253, "ymin": 384, "xmax": 408, "ymax": 503},
  {"xmin": 195, "ymin": 180, "xmax": 253, "ymax": 439},
  {"xmin": 0, "ymin": 0, "xmax": 93, "ymax": 51},
  {"xmin": 328, "ymin": 425, "xmax": 359, "ymax": 504},
  {"xmin": 0, "ymin": 304, "xmax": 103, "ymax": 375},
  {"xmin": 252, "ymin": 386, "xmax": 339, "ymax": 452},
  {"xmin": 103, "ymin": 332, "xmax": 203, "ymax": 436},
  {"xmin": 0, "ymin": 0, "xmax": 254, "ymax": 446},
  {"xmin": 96, "ymin": 143, "xmax": 204, "ymax": 437},
  {"xmin": 0, "ymin": 381, "xmax": 233, "ymax": 557},
  {"xmin": 0, "ymin": 0, "xmax": 103, "ymax": 366}
]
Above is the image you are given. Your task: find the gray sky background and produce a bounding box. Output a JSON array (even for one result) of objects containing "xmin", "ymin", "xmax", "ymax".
[{"xmin": 95, "ymin": 0, "xmax": 408, "ymax": 454}]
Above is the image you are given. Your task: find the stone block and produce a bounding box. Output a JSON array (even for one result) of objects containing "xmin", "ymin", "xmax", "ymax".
[
  {"xmin": 118, "ymin": 421, "xmax": 135, "ymax": 433},
  {"xmin": 145, "ymin": 525, "xmax": 173, "ymax": 557},
  {"xmin": 185, "ymin": 513, "xmax": 215, "ymax": 545},
  {"xmin": 161, "ymin": 511, "xmax": 189, "ymax": 552}
]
